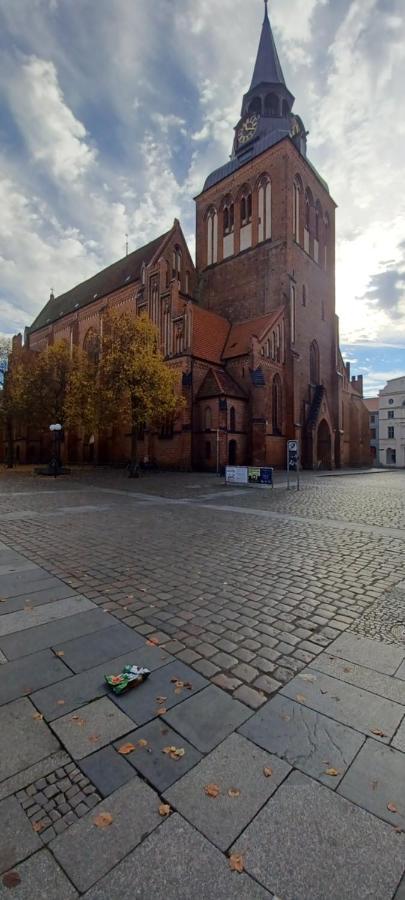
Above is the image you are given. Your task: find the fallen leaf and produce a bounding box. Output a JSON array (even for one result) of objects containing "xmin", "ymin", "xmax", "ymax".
[
  {"xmin": 57, "ymin": 700, "xmax": 65, "ymax": 706},
  {"xmin": 32, "ymin": 821, "xmax": 46, "ymax": 833},
  {"xmin": 204, "ymin": 783, "xmax": 220, "ymax": 798},
  {"xmin": 93, "ymin": 812, "xmax": 113, "ymax": 829},
  {"xmin": 159, "ymin": 804, "xmax": 171, "ymax": 817},
  {"xmin": 2, "ymin": 871, "xmax": 21, "ymax": 888},
  {"xmin": 138, "ymin": 739, "xmax": 149, "ymax": 748},
  {"xmin": 387, "ymin": 802, "xmax": 398, "ymax": 814},
  {"xmin": 0, "ymin": 598, "xmax": 7, "ymax": 604},
  {"xmin": 263, "ymin": 767, "xmax": 273, "ymax": 778},
  {"xmin": 281, "ymin": 714, "xmax": 291, "ymax": 722},
  {"xmin": 343, "ymin": 667, "xmax": 353, "ymax": 673},
  {"xmin": 371, "ymin": 729, "xmax": 386, "ymax": 737},
  {"xmin": 71, "ymin": 716, "xmax": 86, "ymax": 727},
  {"xmin": 228, "ymin": 788, "xmax": 241, "ymax": 798},
  {"xmin": 229, "ymin": 854, "xmax": 244, "ymax": 873},
  {"xmin": 155, "ymin": 696, "xmax": 167, "ymax": 704},
  {"xmin": 32, "ymin": 713, "xmax": 44, "ymax": 721},
  {"xmin": 156, "ymin": 707, "xmax": 167, "ymax": 716},
  {"xmin": 118, "ymin": 743, "xmax": 136, "ymax": 755},
  {"xmin": 296, "ymin": 694, "xmax": 307, "ymax": 703},
  {"xmin": 55, "ymin": 650, "xmax": 65, "ymax": 657},
  {"xmin": 325, "ymin": 768, "xmax": 340, "ymax": 777},
  {"xmin": 88, "ymin": 735, "xmax": 101, "ymax": 744},
  {"xmin": 162, "ymin": 746, "xmax": 185, "ymax": 760},
  {"xmin": 147, "ymin": 638, "xmax": 159, "ymax": 646}
]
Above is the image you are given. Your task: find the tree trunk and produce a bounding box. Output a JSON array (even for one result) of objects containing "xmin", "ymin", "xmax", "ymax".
[
  {"xmin": 6, "ymin": 413, "xmax": 14, "ymax": 468},
  {"xmin": 129, "ymin": 402, "xmax": 139, "ymax": 477}
]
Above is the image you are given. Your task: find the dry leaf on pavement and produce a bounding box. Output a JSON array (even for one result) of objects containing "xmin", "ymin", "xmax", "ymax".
[
  {"xmin": 263, "ymin": 767, "xmax": 273, "ymax": 778},
  {"xmin": 156, "ymin": 707, "xmax": 167, "ymax": 716},
  {"xmin": 93, "ymin": 812, "xmax": 113, "ymax": 829},
  {"xmin": 387, "ymin": 802, "xmax": 398, "ymax": 813},
  {"xmin": 32, "ymin": 713, "xmax": 44, "ymax": 721},
  {"xmin": 155, "ymin": 696, "xmax": 167, "ymax": 704},
  {"xmin": 57, "ymin": 700, "xmax": 65, "ymax": 706},
  {"xmin": 88, "ymin": 735, "xmax": 101, "ymax": 744},
  {"xmin": 228, "ymin": 788, "xmax": 241, "ymax": 798},
  {"xmin": 371, "ymin": 729, "xmax": 386, "ymax": 737},
  {"xmin": 159, "ymin": 804, "xmax": 171, "ymax": 817},
  {"xmin": 162, "ymin": 746, "xmax": 185, "ymax": 760},
  {"xmin": 138, "ymin": 739, "xmax": 149, "ymax": 748},
  {"xmin": 32, "ymin": 821, "xmax": 46, "ymax": 833},
  {"xmin": 204, "ymin": 784, "xmax": 220, "ymax": 798},
  {"xmin": 229, "ymin": 854, "xmax": 244, "ymax": 873},
  {"xmin": 55, "ymin": 650, "xmax": 65, "ymax": 657},
  {"xmin": 296, "ymin": 694, "xmax": 306, "ymax": 703},
  {"xmin": 325, "ymin": 768, "xmax": 340, "ymax": 777},
  {"xmin": 147, "ymin": 638, "xmax": 159, "ymax": 646},
  {"xmin": 118, "ymin": 743, "xmax": 136, "ymax": 755},
  {"xmin": 2, "ymin": 871, "xmax": 22, "ymax": 888}
]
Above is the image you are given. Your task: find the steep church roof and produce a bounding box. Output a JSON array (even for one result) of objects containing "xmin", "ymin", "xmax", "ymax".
[
  {"xmin": 250, "ymin": 0, "xmax": 286, "ymax": 89},
  {"xmin": 29, "ymin": 230, "xmax": 171, "ymax": 334},
  {"xmin": 222, "ymin": 308, "xmax": 284, "ymax": 359}
]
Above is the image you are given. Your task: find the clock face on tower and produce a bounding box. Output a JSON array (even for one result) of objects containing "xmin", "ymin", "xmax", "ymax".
[{"xmin": 237, "ymin": 113, "xmax": 259, "ymax": 147}]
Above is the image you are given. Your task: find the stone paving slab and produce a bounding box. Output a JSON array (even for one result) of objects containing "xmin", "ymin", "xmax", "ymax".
[
  {"xmin": 0, "ymin": 699, "xmax": 60, "ymax": 782},
  {"xmin": 326, "ymin": 633, "xmax": 405, "ymax": 676},
  {"xmin": 313, "ymin": 653, "xmax": 405, "ymax": 704},
  {"xmin": 396, "ymin": 661, "xmax": 405, "ymax": 681},
  {"xmin": 0, "ymin": 584, "xmax": 76, "ymax": 616},
  {"xmin": 338, "ymin": 739, "xmax": 405, "ymax": 829},
  {"xmin": 114, "ymin": 718, "xmax": 202, "ymax": 792},
  {"xmin": 231, "ymin": 772, "xmax": 405, "ymax": 900},
  {"xmin": 165, "ymin": 732, "xmax": 290, "ymax": 851},
  {"xmin": 0, "ymin": 796, "xmax": 41, "ymax": 874},
  {"xmin": 0, "ymin": 609, "xmax": 115, "ymax": 661},
  {"xmin": 112, "ymin": 660, "xmax": 208, "ymax": 725},
  {"xmin": 50, "ymin": 778, "xmax": 161, "ymax": 893},
  {"xmin": 0, "ymin": 560, "xmax": 38, "ymax": 576},
  {"xmin": 0, "ymin": 650, "xmax": 71, "ymax": 706},
  {"xmin": 50, "ymin": 697, "xmax": 134, "ymax": 760},
  {"xmin": 392, "ymin": 718, "xmax": 405, "ymax": 753},
  {"xmin": 239, "ymin": 694, "xmax": 364, "ymax": 787},
  {"xmin": 281, "ymin": 670, "xmax": 405, "ymax": 741},
  {"xmin": 31, "ymin": 647, "xmax": 172, "ymax": 721},
  {"xmin": 83, "ymin": 813, "xmax": 272, "ymax": 900},
  {"xmin": 163, "ymin": 685, "xmax": 252, "ymax": 753},
  {"xmin": 0, "ymin": 572, "xmax": 66, "ymax": 599},
  {"xmin": 54, "ymin": 623, "xmax": 145, "ymax": 673},
  {"xmin": 79, "ymin": 746, "xmax": 136, "ymax": 798},
  {"xmin": 0, "ymin": 595, "xmax": 95, "ymax": 638},
  {"xmin": 0, "ymin": 849, "xmax": 78, "ymax": 899},
  {"xmin": 0, "ymin": 751, "xmax": 70, "ymax": 803}
]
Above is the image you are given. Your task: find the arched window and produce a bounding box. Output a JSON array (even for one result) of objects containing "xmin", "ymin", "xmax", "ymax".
[
  {"xmin": 258, "ymin": 176, "xmax": 272, "ymax": 242},
  {"xmin": 141, "ymin": 262, "xmax": 146, "ymax": 285},
  {"xmin": 204, "ymin": 406, "xmax": 212, "ymax": 430},
  {"xmin": 248, "ymin": 97, "xmax": 262, "ymax": 115},
  {"xmin": 310, "ymin": 340, "xmax": 320, "ymax": 385},
  {"xmin": 304, "ymin": 188, "xmax": 312, "ymax": 254},
  {"xmin": 267, "ymin": 338, "xmax": 271, "ymax": 357},
  {"xmin": 223, "ymin": 200, "xmax": 234, "ymax": 235},
  {"xmin": 314, "ymin": 201, "xmax": 322, "ymax": 263},
  {"xmin": 165, "ymin": 260, "xmax": 170, "ymax": 288},
  {"xmin": 282, "ymin": 99, "xmax": 290, "ymax": 117},
  {"xmin": 324, "ymin": 213, "xmax": 329, "ymax": 269},
  {"xmin": 83, "ymin": 328, "xmax": 100, "ymax": 365},
  {"xmin": 276, "ymin": 324, "xmax": 281, "ymax": 362},
  {"xmin": 207, "ymin": 208, "xmax": 218, "ymax": 265},
  {"xmin": 230, "ymin": 407, "xmax": 236, "ymax": 432},
  {"xmin": 271, "ymin": 332, "xmax": 276, "ymax": 360},
  {"xmin": 272, "ymin": 375, "xmax": 282, "ymax": 435},
  {"xmin": 302, "ymin": 284, "xmax": 307, "ymax": 307},
  {"xmin": 265, "ymin": 93, "xmax": 279, "ymax": 116},
  {"xmin": 293, "ymin": 176, "xmax": 302, "ymax": 242},
  {"xmin": 240, "ymin": 193, "xmax": 252, "ymax": 225},
  {"xmin": 172, "ymin": 246, "xmax": 182, "ymax": 280}
]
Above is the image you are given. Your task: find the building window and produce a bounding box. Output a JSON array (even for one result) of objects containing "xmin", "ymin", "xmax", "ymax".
[
  {"xmin": 207, "ymin": 209, "xmax": 218, "ymax": 266},
  {"xmin": 388, "ymin": 410, "xmax": 394, "ymax": 419},
  {"xmin": 370, "ymin": 428, "xmax": 376, "ymax": 440},
  {"xmin": 265, "ymin": 92, "xmax": 279, "ymax": 116},
  {"xmin": 223, "ymin": 202, "xmax": 234, "ymax": 235},
  {"xmin": 272, "ymin": 375, "xmax": 282, "ymax": 435},
  {"xmin": 388, "ymin": 426, "xmax": 395, "ymax": 439},
  {"xmin": 204, "ymin": 407, "xmax": 212, "ymax": 430},
  {"xmin": 258, "ymin": 177, "xmax": 272, "ymax": 242},
  {"xmin": 229, "ymin": 406, "xmax": 236, "ymax": 432},
  {"xmin": 302, "ymin": 285, "xmax": 307, "ymax": 307},
  {"xmin": 310, "ymin": 340, "xmax": 320, "ymax": 385},
  {"xmin": 293, "ymin": 178, "xmax": 301, "ymax": 242},
  {"xmin": 83, "ymin": 328, "xmax": 100, "ymax": 365},
  {"xmin": 241, "ymin": 193, "xmax": 252, "ymax": 225},
  {"xmin": 141, "ymin": 263, "xmax": 146, "ymax": 285},
  {"xmin": 389, "ymin": 398, "xmax": 394, "ymax": 405},
  {"xmin": 304, "ymin": 188, "xmax": 312, "ymax": 254},
  {"xmin": 172, "ymin": 246, "xmax": 182, "ymax": 280},
  {"xmin": 370, "ymin": 414, "xmax": 375, "ymax": 424},
  {"xmin": 324, "ymin": 213, "xmax": 329, "ymax": 269},
  {"xmin": 160, "ymin": 418, "xmax": 174, "ymax": 439},
  {"xmin": 290, "ymin": 283, "xmax": 296, "ymax": 344},
  {"xmin": 248, "ymin": 96, "xmax": 262, "ymax": 115}
]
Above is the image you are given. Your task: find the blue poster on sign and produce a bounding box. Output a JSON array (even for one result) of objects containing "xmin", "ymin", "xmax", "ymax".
[{"xmin": 260, "ymin": 467, "xmax": 273, "ymax": 485}]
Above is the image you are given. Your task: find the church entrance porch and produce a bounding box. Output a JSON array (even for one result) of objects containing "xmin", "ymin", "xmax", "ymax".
[{"xmin": 317, "ymin": 419, "xmax": 332, "ymax": 470}]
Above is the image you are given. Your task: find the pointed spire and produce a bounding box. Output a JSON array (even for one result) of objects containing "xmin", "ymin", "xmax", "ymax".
[{"xmin": 250, "ymin": 0, "xmax": 286, "ymax": 89}]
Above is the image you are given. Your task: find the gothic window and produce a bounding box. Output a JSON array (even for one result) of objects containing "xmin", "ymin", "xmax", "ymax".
[
  {"xmin": 204, "ymin": 406, "xmax": 212, "ymax": 430},
  {"xmin": 141, "ymin": 262, "xmax": 146, "ymax": 285},
  {"xmin": 293, "ymin": 176, "xmax": 302, "ymax": 243},
  {"xmin": 258, "ymin": 176, "xmax": 272, "ymax": 242},
  {"xmin": 207, "ymin": 208, "xmax": 218, "ymax": 265},
  {"xmin": 276, "ymin": 324, "xmax": 281, "ymax": 362},
  {"xmin": 282, "ymin": 99, "xmax": 290, "ymax": 117},
  {"xmin": 172, "ymin": 246, "xmax": 182, "ymax": 280},
  {"xmin": 241, "ymin": 193, "xmax": 252, "ymax": 225},
  {"xmin": 310, "ymin": 340, "xmax": 320, "ymax": 385},
  {"xmin": 265, "ymin": 92, "xmax": 279, "ymax": 116},
  {"xmin": 160, "ymin": 417, "xmax": 174, "ymax": 439},
  {"xmin": 150, "ymin": 279, "xmax": 159, "ymax": 324},
  {"xmin": 165, "ymin": 260, "xmax": 170, "ymax": 288},
  {"xmin": 223, "ymin": 200, "xmax": 234, "ymax": 235},
  {"xmin": 324, "ymin": 213, "xmax": 329, "ymax": 269},
  {"xmin": 83, "ymin": 328, "xmax": 100, "ymax": 365},
  {"xmin": 230, "ymin": 407, "xmax": 236, "ymax": 432},
  {"xmin": 267, "ymin": 338, "xmax": 271, "ymax": 357},
  {"xmin": 290, "ymin": 283, "xmax": 296, "ymax": 344},
  {"xmin": 271, "ymin": 332, "xmax": 276, "ymax": 360},
  {"xmin": 248, "ymin": 97, "xmax": 262, "ymax": 115},
  {"xmin": 272, "ymin": 375, "xmax": 282, "ymax": 435}
]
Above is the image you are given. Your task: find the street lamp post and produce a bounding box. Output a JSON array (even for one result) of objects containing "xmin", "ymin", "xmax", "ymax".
[{"xmin": 49, "ymin": 424, "xmax": 62, "ymax": 476}]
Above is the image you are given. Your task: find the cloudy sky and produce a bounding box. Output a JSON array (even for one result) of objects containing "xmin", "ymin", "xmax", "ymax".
[{"xmin": 0, "ymin": 0, "xmax": 404, "ymax": 395}]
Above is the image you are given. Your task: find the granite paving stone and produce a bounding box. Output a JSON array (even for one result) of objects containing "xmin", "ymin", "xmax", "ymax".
[
  {"xmin": 82, "ymin": 813, "xmax": 272, "ymax": 900},
  {"xmin": 0, "ymin": 796, "xmax": 41, "ymax": 874},
  {"xmin": 114, "ymin": 718, "xmax": 202, "ymax": 792},
  {"xmin": 163, "ymin": 685, "xmax": 252, "ymax": 752},
  {"xmin": 50, "ymin": 778, "xmax": 161, "ymax": 893},
  {"xmin": 0, "ymin": 572, "xmax": 66, "ymax": 599},
  {"xmin": 232, "ymin": 772, "xmax": 405, "ymax": 900},
  {"xmin": 239, "ymin": 694, "xmax": 365, "ymax": 787},
  {"xmin": 0, "ymin": 849, "xmax": 78, "ymax": 899},
  {"xmin": 79, "ymin": 746, "xmax": 136, "ymax": 797},
  {"xmin": 338, "ymin": 739, "xmax": 405, "ymax": 829},
  {"xmin": 312, "ymin": 653, "xmax": 405, "ymax": 704},
  {"xmin": 112, "ymin": 660, "xmax": 207, "ymax": 725},
  {"xmin": 396, "ymin": 661, "xmax": 405, "ymax": 681},
  {"xmin": 31, "ymin": 647, "xmax": 171, "ymax": 721},
  {"xmin": 50, "ymin": 697, "xmax": 134, "ymax": 759},
  {"xmin": 0, "ymin": 560, "xmax": 39, "ymax": 576},
  {"xmin": 0, "ymin": 698, "xmax": 60, "ymax": 782},
  {"xmin": 281, "ymin": 670, "xmax": 405, "ymax": 740},
  {"xmin": 0, "ymin": 649, "xmax": 71, "ymax": 706},
  {"xmin": 326, "ymin": 633, "xmax": 405, "ymax": 676},
  {"xmin": 392, "ymin": 717, "xmax": 405, "ymax": 753},
  {"xmin": 0, "ymin": 595, "xmax": 95, "ymax": 637},
  {"xmin": 0, "ymin": 608, "xmax": 113, "ymax": 660},
  {"xmin": 53, "ymin": 623, "xmax": 145, "ymax": 673},
  {"xmin": 165, "ymin": 732, "xmax": 290, "ymax": 851},
  {"xmin": 0, "ymin": 584, "xmax": 76, "ymax": 616}
]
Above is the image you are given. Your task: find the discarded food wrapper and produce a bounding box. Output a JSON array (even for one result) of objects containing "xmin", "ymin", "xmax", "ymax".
[{"xmin": 105, "ymin": 665, "xmax": 150, "ymax": 695}]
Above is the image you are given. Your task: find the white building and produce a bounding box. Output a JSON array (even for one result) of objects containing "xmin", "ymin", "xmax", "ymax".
[{"xmin": 379, "ymin": 377, "xmax": 405, "ymax": 468}]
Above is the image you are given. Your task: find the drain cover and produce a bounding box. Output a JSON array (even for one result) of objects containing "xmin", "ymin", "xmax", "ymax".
[{"xmin": 391, "ymin": 623, "xmax": 405, "ymax": 642}]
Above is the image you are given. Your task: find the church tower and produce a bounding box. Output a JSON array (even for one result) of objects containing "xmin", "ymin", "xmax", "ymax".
[{"xmin": 195, "ymin": 0, "xmax": 340, "ymax": 470}]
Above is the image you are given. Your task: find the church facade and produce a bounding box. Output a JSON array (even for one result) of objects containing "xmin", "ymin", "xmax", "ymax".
[{"xmin": 9, "ymin": 2, "xmax": 370, "ymax": 471}]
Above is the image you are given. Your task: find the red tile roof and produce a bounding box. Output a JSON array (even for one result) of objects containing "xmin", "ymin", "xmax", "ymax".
[
  {"xmin": 197, "ymin": 367, "xmax": 246, "ymax": 400},
  {"xmin": 364, "ymin": 398, "xmax": 379, "ymax": 412},
  {"xmin": 222, "ymin": 307, "xmax": 284, "ymax": 359},
  {"xmin": 191, "ymin": 305, "xmax": 231, "ymax": 364}
]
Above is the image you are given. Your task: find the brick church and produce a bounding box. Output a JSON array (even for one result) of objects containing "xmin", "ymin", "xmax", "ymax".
[{"xmin": 14, "ymin": 1, "xmax": 370, "ymax": 470}]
